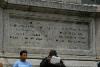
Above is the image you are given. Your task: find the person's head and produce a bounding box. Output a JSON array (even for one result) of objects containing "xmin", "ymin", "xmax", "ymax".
[
  {"xmin": 20, "ymin": 50, "xmax": 27, "ymax": 61},
  {"xmin": 48, "ymin": 50, "xmax": 57, "ymax": 57}
]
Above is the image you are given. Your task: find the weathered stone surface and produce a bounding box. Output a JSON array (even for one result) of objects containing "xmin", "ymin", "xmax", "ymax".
[
  {"xmin": 5, "ymin": 0, "xmax": 82, "ymax": 4},
  {"xmin": 0, "ymin": 8, "xmax": 3, "ymax": 56},
  {"xmin": 0, "ymin": 0, "xmax": 98, "ymax": 62},
  {"xmin": 5, "ymin": 18, "xmax": 89, "ymax": 49},
  {"xmin": 3, "ymin": 0, "xmax": 97, "ymax": 12},
  {"xmin": 1, "ymin": 58, "xmax": 97, "ymax": 67},
  {"xmin": 0, "ymin": 2, "xmax": 99, "ymax": 67},
  {"xmin": 95, "ymin": 17, "xmax": 100, "ymax": 58},
  {"xmin": 64, "ymin": 61, "xmax": 97, "ymax": 67},
  {"xmin": 2, "ymin": 10, "xmax": 96, "ymax": 58}
]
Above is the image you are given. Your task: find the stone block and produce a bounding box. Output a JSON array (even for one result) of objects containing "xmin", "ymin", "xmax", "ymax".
[
  {"xmin": 3, "ymin": 0, "xmax": 97, "ymax": 12},
  {"xmin": 2, "ymin": 10, "xmax": 96, "ymax": 58},
  {"xmin": 0, "ymin": 8, "xmax": 3, "ymax": 56},
  {"xmin": 0, "ymin": 58, "xmax": 98, "ymax": 67}
]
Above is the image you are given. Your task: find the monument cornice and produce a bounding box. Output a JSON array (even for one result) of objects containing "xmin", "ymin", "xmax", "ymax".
[{"xmin": 0, "ymin": 0, "xmax": 97, "ymax": 12}]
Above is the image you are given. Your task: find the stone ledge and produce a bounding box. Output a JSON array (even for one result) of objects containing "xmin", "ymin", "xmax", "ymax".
[
  {"xmin": 0, "ymin": 53, "xmax": 97, "ymax": 60},
  {"xmin": 0, "ymin": 58, "xmax": 98, "ymax": 67},
  {"xmin": 0, "ymin": 0, "xmax": 97, "ymax": 12}
]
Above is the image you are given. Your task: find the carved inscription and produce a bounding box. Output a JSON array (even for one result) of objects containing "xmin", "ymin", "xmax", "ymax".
[{"xmin": 5, "ymin": 17, "xmax": 89, "ymax": 53}]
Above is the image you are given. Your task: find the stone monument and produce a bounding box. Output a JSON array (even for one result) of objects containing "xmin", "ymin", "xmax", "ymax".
[{"xmin": 0, "ymin": 0, "xmax": 99, "ymax": 67}]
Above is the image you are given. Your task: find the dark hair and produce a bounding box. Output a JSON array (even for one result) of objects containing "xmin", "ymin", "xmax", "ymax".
[
  {"xmin": 20, "ymin": 50, "xmax": 27, "ymax": 56},
  {"xmin": 48, "ymin": 50, "xmax": 57, "ymax": 57}
]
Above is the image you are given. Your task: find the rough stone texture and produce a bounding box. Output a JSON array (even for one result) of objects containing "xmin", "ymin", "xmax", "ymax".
[
  {"xmin": 96, "ymin": 5, "xmax": 100, "ymax": 12},
  {"xmin": 0, "ymin": 8, "xmax": 3, "ymax": 56},
  {"xmin": 0, "ymin": 58, "xmax": 97, "ymax": 67},
  {"xmin": 1, "ymin": 9, "xmax": 95, "ymax": 58},
  {"xmin": 82, "ymin": 0, "xmax": 96, "ymax": 4},
  {"xmin": 0, "ymin": 0, "xmax": 99, "ymax": 67},
  {"xmin": 95, "ymin": 16, "xmax": 100, "ymax": 58},
  {"xmin": 7, "ymin": 0, "xmax": 82, "ymax": 4},
  {"xmin": 3, "ymin": 0, "xmax": 96, "ymax": 12}
]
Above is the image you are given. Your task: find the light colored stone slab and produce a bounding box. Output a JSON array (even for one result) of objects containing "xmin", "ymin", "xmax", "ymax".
[
  {"xmin": 6, "ymin": 18, "xmax": 89, "ymax": 50},
  {"xmin": 95, "ymin": 17, "xmax": 100, "ymax": 58},
  {"xmin": 64, "ymin": 60, "xmax": 97, "ymax": 67},
  {"xmin": 3, "ymin": 10, "xmax": 96, "ymax": 58},
  {"xmin": 2, "ymin": 58, "xmax": 98, "ymax": 67},
  {"xmin": 4, "ymin": 0, "xmax": 96, "ymax": 12},
  {"xmin": 7, "ymin": 0, "xmax": 81, "ymax": 4},
  {"xmin": 0, "ymin": 8, "xmax": 3, "ymax": 56}
]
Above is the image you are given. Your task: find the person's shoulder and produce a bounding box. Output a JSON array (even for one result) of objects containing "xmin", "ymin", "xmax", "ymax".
[
  {"xmin": 26, "ymin": 61, "xmax": 32, "ymax": 65},
  {"xmin": 14, "ymin": 60, "xmax": 20, "ymax": 64},
  {"xmin": 42, "ymin": 57, "xmax": 48, "ymax": 60},
  {"xmin": 98, "ymin": 62, "xmax": 100, "ymax": 64},
  {"xmin": 13, "ymin": 60, "xmax": 20, "ymax": 66},
  {"xmin": 43, "ymin": 57, "xmax": 48, "ymax": 60}
]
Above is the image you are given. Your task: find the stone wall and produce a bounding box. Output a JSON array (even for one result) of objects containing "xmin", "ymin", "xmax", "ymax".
[
  {"xmin": 2, "ymin": 0, "xmax": 96, "ymax": 12},
  {"xmin": 0, "ymin": 8, "xmax": 3, "ymax": 56},
  {"xmin": 0, "ymin": 8, "xmax": 97, "ymax": 67},
  {"xmin": 0, "ymin": 0, "xmax": 99, "ymax": 67},
  {"xmin": 0, "ymin": 9, "xmax": 95, "ymax": 59},
  {"xmin": 95, "ymin": 15, "xmax": 100, "ymax": 58},
  {"xmin": 6, "ymin": 0, "xmax": 82, "ymax": 4},
  {"xmin": 0, "ymin": 59, "xmax": 98, "ymax": 67}
]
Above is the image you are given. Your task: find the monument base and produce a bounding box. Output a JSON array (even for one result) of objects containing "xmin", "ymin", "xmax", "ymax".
[{"xmin": 0, "ymin": 58, "xmax": 97, "ymax": 67}]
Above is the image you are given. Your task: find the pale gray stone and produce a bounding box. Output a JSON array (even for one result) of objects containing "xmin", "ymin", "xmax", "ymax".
[
  {"xmin": 1, "ymin": 58, "xmax": 98, "ymax": 67},
  {"xmin": 3, "ymin": 0, "xmax": 97, "ymax": 12},
  {"xmin": 0, "ymin": 0, "xmax": 97, "ymax": 61},
  {"xmin": 2, "ymin": 10, "xmax": 96, "ymax": 58},
  {"xmin": 95, "ymin": 17, "xmax": 100, "ymax": 57},
  {"xmin": 0, "ymin": 8, "xmax": 3, "ymax": 56}
]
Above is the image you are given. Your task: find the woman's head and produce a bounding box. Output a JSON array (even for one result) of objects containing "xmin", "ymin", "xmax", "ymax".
[{"xmin": 48, "ymin": 50, "xmax": 57, "ymax": 57}]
